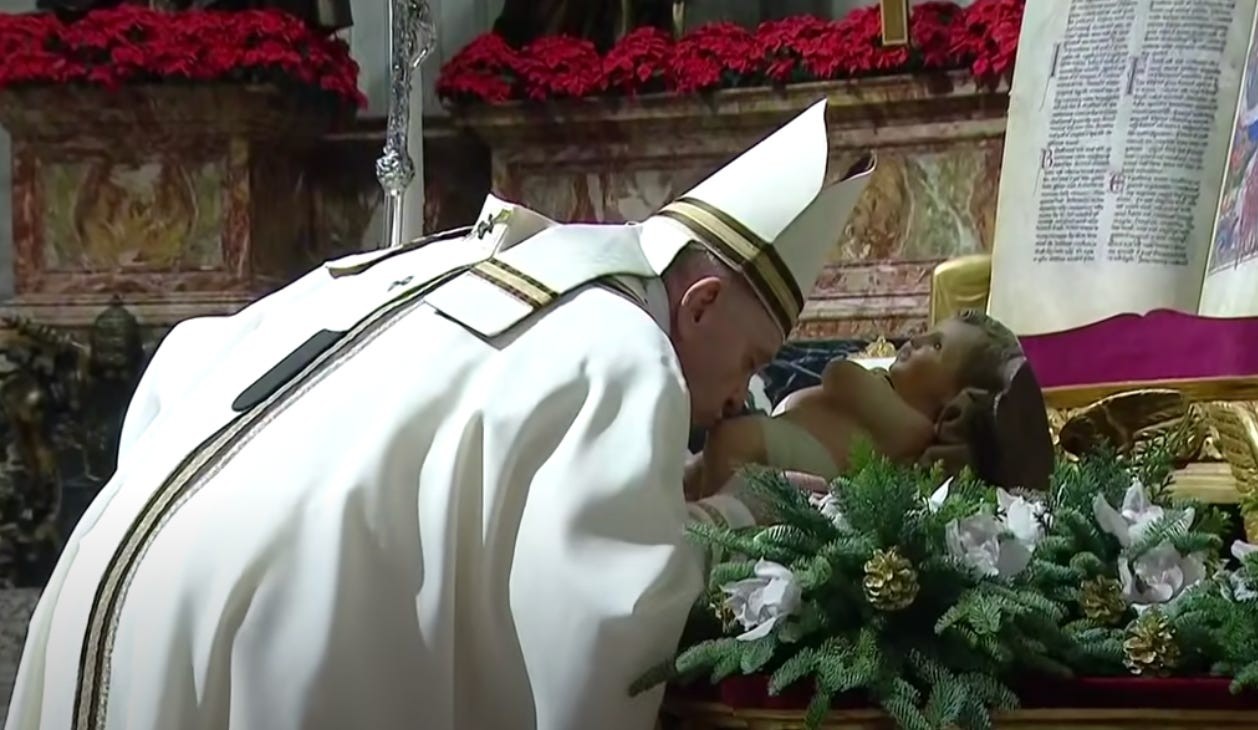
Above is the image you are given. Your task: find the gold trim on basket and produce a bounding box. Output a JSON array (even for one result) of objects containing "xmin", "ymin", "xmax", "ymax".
[
  {"xmin": 1044, "ymin": 376, "xmax": 1258, "ymax": 410},
  {"xmin": 661, "ymin": 699, "xmax": 1258, "ymax": 729}
]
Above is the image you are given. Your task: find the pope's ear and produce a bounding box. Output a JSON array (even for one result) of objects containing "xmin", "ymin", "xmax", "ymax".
[{"xmin": 676, "ymin": 276, "xmax": 724, "ymax": 329}]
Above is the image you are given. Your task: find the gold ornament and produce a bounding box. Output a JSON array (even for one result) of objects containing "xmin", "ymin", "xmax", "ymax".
[
  {"xmin": 1079, "ymin": 576, "xmax": 1127, "ymax": 626},
  {"xmin": 862, "ymin": 548, "xmax": 919, "ymax": 612},
  {"xmin": 708, "ymin": 590, "xmax": 736, "ymax": 630},
  {"xmin": 1123, "ymin": 612, "xmax": 1180, "ymax": 676}
]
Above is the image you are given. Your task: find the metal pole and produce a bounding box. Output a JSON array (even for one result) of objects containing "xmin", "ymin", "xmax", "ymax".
[{"xmin": 375, "ymin": 0, "xmax": 436, "ymax": 249}]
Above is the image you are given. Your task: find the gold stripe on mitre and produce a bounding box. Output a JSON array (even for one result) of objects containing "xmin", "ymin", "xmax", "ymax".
[{"xmin": 656, "ymin": 197, "xmax": 803, "ymax": 335}]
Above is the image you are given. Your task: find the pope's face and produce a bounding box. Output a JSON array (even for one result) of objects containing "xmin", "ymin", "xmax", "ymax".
[{"xmin": 671, "ymin": 278, "xmax": 782, "ymax": 429}]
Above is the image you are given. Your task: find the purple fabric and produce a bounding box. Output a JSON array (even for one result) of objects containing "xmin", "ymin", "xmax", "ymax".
[{"xmin": 1018, "ymin": 309, "xmax": 1258, "ymax": 389}]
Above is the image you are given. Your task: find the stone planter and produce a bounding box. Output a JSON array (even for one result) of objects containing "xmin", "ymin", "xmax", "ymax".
[
  {"xmin": 0, "ymin": 83, "xmax": 351, "ymax": 327},
  {"xmin": 661, "ymin": 675, "xmax": 1258, "ymax": 729}
]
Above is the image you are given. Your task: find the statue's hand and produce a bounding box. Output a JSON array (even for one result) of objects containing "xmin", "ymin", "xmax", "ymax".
[{"xmin": 783, "ymin": 470, "xmax": 829, "ymax": 494}]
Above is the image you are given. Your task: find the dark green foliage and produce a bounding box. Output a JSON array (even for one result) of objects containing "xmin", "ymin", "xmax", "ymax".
[
  {"xmin": 1030, "ymin": 440, "xmax": 1232, "ymax": 677},
  {"xmin": 636, "ymin": 450, "xmax": 1063, "ymax": 729},
  {"xmin": 633, "ymin": 438, "xmax": 1258, "ymax": 729}
]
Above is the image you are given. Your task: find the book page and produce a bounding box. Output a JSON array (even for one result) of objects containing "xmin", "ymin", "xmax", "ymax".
[
  {"xmin": 988, "ymin": 0, "xmax": 1257, "ymax": 335},
  {"xmin": 1199, "ymin": 12, "xmax": 1258, "ymax": 317}
]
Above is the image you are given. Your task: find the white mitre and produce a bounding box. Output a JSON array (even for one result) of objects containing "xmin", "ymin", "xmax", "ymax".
[{"xmin": 637, "ymin": 99, "xmax": 875, "ymax": 336}]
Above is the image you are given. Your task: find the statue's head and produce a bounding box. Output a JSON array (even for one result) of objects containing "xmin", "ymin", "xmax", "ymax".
[
  {"xmin": 888, "ymin": 310, "xmax": 1021, "ymax": 414},
  {"xmin": 897, "ymin": 311, "xmax": 1054, "ymax": 490}
]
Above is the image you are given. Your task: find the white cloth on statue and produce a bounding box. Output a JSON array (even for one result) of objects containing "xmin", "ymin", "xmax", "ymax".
[{"xmin": 5, "ymin": 202, "xmax": 755, "ymax": 730}]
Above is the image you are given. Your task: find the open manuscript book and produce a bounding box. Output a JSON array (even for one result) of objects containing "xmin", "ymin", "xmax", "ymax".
[{"xmin": 990, "ymin": 0, "xmax": 1258, "ymax": 340}]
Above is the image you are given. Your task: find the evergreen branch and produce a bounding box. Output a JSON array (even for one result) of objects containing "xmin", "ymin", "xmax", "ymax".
[
  {"xmin": 708, "ymin": 560, "xmax": 758, "ymax": 587},
  {"xmin": 817, "ymin": 535, "xmax": 878, "ymax": 568},
  {"xmin": 710, "ymin": 649, "xmax": 744, "ymax": 682},
  {"xmin": 1231, "ymin": 660, "xmax": 1258, "ymax": 693},
  {"xmin": 907, "ymin": 647, "xmax": 949, "ymax": 685},
  {"xmin": 959, "ymin": 673, "xmax": 1019, "ymax": 710},
  {"xmin": 804, "ymin": 690, "xmax": 833, "ymax": 729},
  {"xmin": 1022, "ymin": 559, "xmax": 1081, "ymax": 586},
  {"xmin": 768, "ymin": 646, "xmax": 819, "ymax": 695},
  {"xmin": 1170, "ymin": 532, "xmax": 1222, "ymax": 557},
  {"xmin": 739, "ymin": 635, "xmax": 777, "ymax": 674},
  {"xmin": 1067, "ymin": 551, "xmax": 1105, "ymax": 576},
  {"xmin": 686, "ymin": 521, "xmax": 794, "ymax": 563},
  {"xmin": 674, "ymin": 638, "xmax": 738, "ymax": 676},
  {"xmin": 627, "ymin": 658, "xmax": 677, "ymax": 696},
  {"xmin": 1053, "ymin": 509, "xmax": 1111, "ymax": 560},
  {"xmin": 923, "ymin": 674, "xmax": 967, "ymax": 728},
  {"xmin": 1127, "ymin": 512, "xmax": 1193, "ymax": 560},
  {"xmin": 956, "ymin": 695, "xmax": 995, "ymax": 730}
]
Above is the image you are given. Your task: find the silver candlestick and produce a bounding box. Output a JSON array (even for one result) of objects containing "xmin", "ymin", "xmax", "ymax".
[{"xmin": 375, "ymin": 0, "xmax": 437, "ymax": 249}]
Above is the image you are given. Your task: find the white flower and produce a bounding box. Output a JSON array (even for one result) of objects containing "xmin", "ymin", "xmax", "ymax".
[
  {"xmin": 808, "ymin": 492, "xmax": 849, "ymax": 530},
  {"xmin": 996, "ymin": 488, "xmax": 1046, "ymax": 550},
  {"xmin": 945, "ymin": 510, "xmax": 1032, "ymax": 579},
  {"xmin": 1095, "ymin": 481, "xmax": 1204, "ymax": 607},
  {"xmin": 1228, "ymin": 572, "xmax": 1258, "ymax": 602},
  {"xmin": 927, "ymin": 477, "xmax": 952, "ymax": 514},
  {"xmin": 1093, "ymin": 480, "xmax": 1193, "ymax": 548},
  {"xmin": 1117, "ymin": 544, "xmax": 1206, "ymax": 606},
  {"xmin": 1230, "ymin": 541, "xmax": 1258, "ymax": 602},
  {"xmin": 721, "ymin": 560, "xmax": 802, "ymax": 641}
]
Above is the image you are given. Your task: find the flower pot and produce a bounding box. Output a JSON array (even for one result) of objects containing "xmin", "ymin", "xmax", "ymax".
[
  {"xmin": 661, "ymin": 675, "xmax": 1258, "ymax": 728},
  {"xmin": 0, "ymin": 83, "xmax": 353, "ymax": 327}
]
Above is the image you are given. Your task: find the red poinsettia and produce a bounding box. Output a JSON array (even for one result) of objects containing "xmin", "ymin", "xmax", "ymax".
[
  {"xmin": 911, "ymin": 1, "xmax": 967, "ymax": 70},
  {"xmin": 602, "ymin": 26, "xmax": 672, "ymax": 95},
  {"xmin": 668, "ymin": 22, "xmax": 764, "ymax": 94},
  {"xmin": 953, "ymin": 0, "xmax": 1024, "ymax": 84},
  {"xmin": 434, "ymin": 32, "xmax": 522, "ymax": 103},
  {"xmin": 435, "ymin": 0, "xmax": 1026, "ymax": 105},
  {"xmin": 757, "ymin": 15, "xmax": 842, "ymax": 83},
  {"xmin": 516, "ymin": 34, "xmax": 604, "ymax": 100},
  {"xmin": 0, "ymin": 6, "xmax": 366, "ymax": 106}
]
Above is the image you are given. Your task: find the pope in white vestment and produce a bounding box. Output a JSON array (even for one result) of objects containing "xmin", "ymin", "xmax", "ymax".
[{"xmin": 5, "ymin": 101, "xmax": 871, "ymax": 730}]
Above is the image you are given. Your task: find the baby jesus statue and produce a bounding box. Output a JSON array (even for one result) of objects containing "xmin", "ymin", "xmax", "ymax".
[{"xmin": 687, "ymin": 311, "xmax": 1055, "ymax": 500}]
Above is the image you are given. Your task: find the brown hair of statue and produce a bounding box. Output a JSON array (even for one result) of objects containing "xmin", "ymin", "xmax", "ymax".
[{"xmin": 951, "ymin": 309, "xmax": 1023, "ymax": 392}]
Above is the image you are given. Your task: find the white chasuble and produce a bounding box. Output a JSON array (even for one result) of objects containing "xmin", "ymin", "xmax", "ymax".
[{"xmin": 5, "ymin": 217, "xmax": 754, "ymax": 730}]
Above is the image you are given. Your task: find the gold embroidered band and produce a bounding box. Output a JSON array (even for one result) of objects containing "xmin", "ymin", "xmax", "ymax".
[
  {"xmin": 471, "ymin": 257, "xmax": 558, "ymax": 309},
  {"xmin": 656, "ymin": 196, "xmax": 803, "ymax": 335}
]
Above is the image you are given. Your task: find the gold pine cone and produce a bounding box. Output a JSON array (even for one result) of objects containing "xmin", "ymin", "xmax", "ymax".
[
  {"xmin": 1123, "ymin": 612, "xmax": 1180, "ymax": 677},
  {"xmin": 863, "ymin": 548, "xmax": 919, "ymax": 612},
  {"xmin": 1079, "ymin": 576, "xmax": 1127, "ymax": 626}
]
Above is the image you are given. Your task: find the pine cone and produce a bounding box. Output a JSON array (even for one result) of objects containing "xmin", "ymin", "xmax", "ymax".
[
  {"xmin": 863, "ymin": 548, "xmax": 919, "ymax": 612},
  {"xmin": 1123, "ymin": 612, "xmax": 1180, "ymax": 676},
  {"xmin": 1079, "ymin": 576, "xmax": 1127, "ymax": 625}
]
